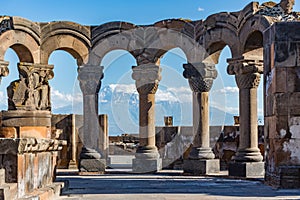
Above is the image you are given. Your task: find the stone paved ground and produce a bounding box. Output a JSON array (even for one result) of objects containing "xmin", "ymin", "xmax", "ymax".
[{"xmin": 56, "ymin": 171, "xmax": 300, "ymax": 200}]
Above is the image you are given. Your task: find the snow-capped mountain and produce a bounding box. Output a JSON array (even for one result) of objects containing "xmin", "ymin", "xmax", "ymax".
[{"xmin": 50, "ymin": 84, "xmax": 238, "ymax": 135}]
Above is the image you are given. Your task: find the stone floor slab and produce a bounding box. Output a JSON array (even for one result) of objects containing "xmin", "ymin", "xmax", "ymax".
[{"xmin": 56, "ymin": 171, "xmax": 300, "ymax": 200}]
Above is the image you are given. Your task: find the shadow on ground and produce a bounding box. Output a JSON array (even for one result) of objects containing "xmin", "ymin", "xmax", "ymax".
[{"xmin": 56, "ymin": 175, "xmax": 300, "ymax": 198}]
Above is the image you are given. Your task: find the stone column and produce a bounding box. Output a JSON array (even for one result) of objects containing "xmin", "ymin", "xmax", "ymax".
[
  {"xmin": 183, "ymin": 62, "xmax": 220, "ymax": 175},
  {"xmin": 98, "ymin": 114, "xmax": 109, "ymax": 161},
  {"xmin": 132, "ymin": 63, "xmax": 162, "ymax": 173},
  {"xmin": 227, "ymin": 57, "xmax": 264, "ymax": 177},
  {"xmin": 68, "ymin": 114, "xmax": 77, "ymax": 169},
  {"xmin": 78, "ymin": 65, "xmax": 106, "ymax": 173}
]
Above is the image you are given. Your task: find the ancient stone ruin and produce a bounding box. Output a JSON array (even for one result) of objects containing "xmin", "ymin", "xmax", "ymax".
[{"xmin": 0, "ymin": 0, "xmax": 300, "ymax": 199}]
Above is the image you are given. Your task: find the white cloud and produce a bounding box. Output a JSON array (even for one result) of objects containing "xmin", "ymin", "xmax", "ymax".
[
  {"xmin": 51, "ymin": 88, "xmax": 82, "ymax": 109},
  {"xmin": 197, "ymin": 7, "xmax": 204, "ymax": 12},
  {"xmin": 110, "ymin": 84, "xmax": 137, "ymax": 94},
  {"xmin": 166, "ymin": 86, "xmax": 192, "ymax": 103},
  {"xmin": 212, "ymin": 86, "xmax": 239, "ymax": 94}
]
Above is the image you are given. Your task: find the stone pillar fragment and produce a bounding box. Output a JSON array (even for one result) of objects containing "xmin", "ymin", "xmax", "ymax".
[
  {"xmin": 227, "ymin": 57, "xmax": 264, "ymax": 177},
  {"xmin": 99, "ymin": 114, "xmax": 109, "ymax": 161},
  {"xmin": 1, "ymin": 62, "xmax": 54, "ymax": 139},
  {"xmin": 182, "ymin": 62, "xmax": 220, "ymax": 175},
  {"xmin": 78, "ymin": 65, "xmax": 106, "ymax": 173},
  {"xmin": 132, "ymin": 63, "xmax": 162, "ymax": 173}
]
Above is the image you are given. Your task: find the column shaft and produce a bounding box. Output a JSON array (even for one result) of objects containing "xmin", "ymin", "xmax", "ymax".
[
  {"xmin": 82, "ymin": 94, "xmax": 100, "ymax": 150},
  {"xmin": 71, "ymin": 114, "xmax": 77, "ymax": 162},
  {"xmin": 139, "ymin": 93, "xmax": 156, "ymax": 148},
  {"xmin": 193, "ymin": 92, "xmax": 209, "ymax": 148},
  {"xmin": 239, "ymin": 88, "xmax": 258, "ymax": 150}
]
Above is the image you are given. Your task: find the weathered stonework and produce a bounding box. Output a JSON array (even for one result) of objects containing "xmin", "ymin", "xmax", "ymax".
[
  {"xmin": 183, "ymin": 62, "xmax": 219, "ymax": 175},
  {"xmin": 77, "ymin": 65, "xmax": 106, "ymax": 173},
  {"xmin": 0, "ymin": 138, "xmax": 66, "ymax": 199},
  {"xmin": 264, "ymin": 22, "xmax": 300, "ymax": 188},
  {"xmin": 7, "ymin": 62, "xmax": 54, "ymax": 111},
  {"xmin": 132, "ymin": 63, "xmax": 162, "ymax": 173},
  {"xmin": 0, "ymin": 0, "xmax": 299, "ymax": 192}
]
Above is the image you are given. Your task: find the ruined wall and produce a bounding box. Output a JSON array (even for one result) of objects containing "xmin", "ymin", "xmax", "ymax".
[
  {"xmin": 52, "ymin": 114, "xmax": 83, "ymax": 168},
  {"xmin": 264, "ymin": 22, "xmax": 300, "ymax": 188}
]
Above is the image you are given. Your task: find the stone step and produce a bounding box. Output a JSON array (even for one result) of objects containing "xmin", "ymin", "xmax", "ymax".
[{"xmin": 18, "ymin": 182, "xmax": 65, "ymax": 200}]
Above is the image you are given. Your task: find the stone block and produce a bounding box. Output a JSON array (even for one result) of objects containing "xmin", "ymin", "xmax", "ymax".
[
  {"xmin": 132, "ymin": 158, "xmax": 162, "ymax": 173},
  {"xmin": 287, "ymin": 67, "xmax": 300, "ymax": 93},
  {"xmin": 274, "ymin": 42, "xmax": 298, "ymax": 68},
  {"xmin": 278, "ymin": 166, "xmax": 300, "ymax": 188},
  {"xmin": 0, "ymin": 169, "xmax": 5, "ymax": 185},
  {"xmin": 79, "ymin": 159, "xmax": 106, "ymax": 173},
  {"xmin": 19, "ymin": 126, "xmax": 51, "ymax": 139},
  {"xmin": 289, "ymin": 92, "xmax": 300, "ymax": 116},
  {"xmin": 1, "ymin": 110, "xmax": 51, "ymax": 127},
  {"xmin": 0, "ymin": 127, "xmax": 17, "ymax": 138},
  {"xmin": 229, "ymin": 162, "xmax": 264, "ymax": 177},
  {"xmin": 274, "ymin": 67, "xmax": 287, "ymax": 93},
  {"xmin": 265, "ymin": 94, "xmax": 275, "ymax": 117},
  {"xmin": 274, "ymin": 93, "xmax": 289, "ymax": 116},
  {"xmin": 265, "ymin": 116, "xmax": 289, "ymax": 140},
  {"xmin": 183, "ymin": 159, "xmax": 220, "ymax": 175}
]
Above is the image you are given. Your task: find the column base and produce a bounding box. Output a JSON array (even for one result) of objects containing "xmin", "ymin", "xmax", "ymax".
[
  {"xmin": 79, "ymin": 159, "xmax": 106, "ymax": 174},
  {"xmin": 132, "ymin": 158, "xmax": 162, "ymax": 173},
  {"xmin": 68, "ymin": 160, "xmax": 78, "ymax": 170},
  {"xmin": 229, "ymin": 161, "xmax": 264, "ymax": 177},
  {"xmin": 183, "ymin": 159, "xmax": 220, "ymax": 175}
]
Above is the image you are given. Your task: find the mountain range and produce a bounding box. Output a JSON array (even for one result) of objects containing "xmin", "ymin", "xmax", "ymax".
[{"xmin": 53, "ymin": 85, "xmax": 237, "ymax": 136}]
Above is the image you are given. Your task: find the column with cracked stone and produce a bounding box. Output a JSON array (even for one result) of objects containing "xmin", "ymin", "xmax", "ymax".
[
  {"xmin": 227, "ymin": 57, "xmax": 264, "ymax": 177},
  {"xmin": 78, "ymin": 65, "xmax": 106, "ymax": 173},
  {"xmin": 132, "ymin": 63, "xmax": 162, "ymax": 173},
  {"xmin": 183, "ymin": 62, "xmax": 220, "ymax": 175}
]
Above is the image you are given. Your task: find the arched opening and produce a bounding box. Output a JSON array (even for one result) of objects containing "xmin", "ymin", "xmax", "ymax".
[
  {"xmin": 48, "ymin": 50, "xmax": 79, "ymax": 114},
  {"xmin": 207, "ymin": 44, "xmax": 241, "ymax": 170},
  {"xmin": 0, "ymin": 49, "xmax": 20, "ymax": 110},
  {"xmin": 100, "ymin": 49, "xmax": 137, "ymax": 170},
  {"xmin": 159, "ymin": 47, "xmax": 191, "ymax": 127},
  {"xmin": 48, "ymin": 50, "xmax": 81, "ymax": 169},
  {"xmin": 0, "ymin": 42, "xmax": 34, "ymax": 111},
  {"xmin": 243, "ymin": 31, "xmax": 264, "ymax": 60},
  {"xmin": 157, "ymin": 47, "xmax": 192, "ymax": 169},
  {"xmin": 10, "ymin": 44, "xmax": 34, "ymax": 63},
  {"xmin": 243, "ymin": 31, "xmax": 264, "ymax": 125},
  {"xmin": 207, "ymin": 44, "xmax": 236, "ymax": 126}
]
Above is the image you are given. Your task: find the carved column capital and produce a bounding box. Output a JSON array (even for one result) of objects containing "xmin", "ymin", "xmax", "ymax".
[
  {"xmin": 0, "ymin": 60, "xmax": 9, "ymax": 80},
  {"xmin": 227, "ymin": 57, "xmax": 263, "ymax": 89},
  {"xmin": 78, "ymin": 65, "xmax": 104, "ymax": 95},
  {"xmin": 7, "ymin": 62, "xmax": 54, "ymax": 111},
  {"xmin": 183, "ymin": 62, "xmax": 217, "ymax": 92},
  {"xmin": 227, "ymin": 57, "xmax": 263, "ymax": 75},
  {"xmin": 132, "ymin": 63, "xmax": 161, "ymax": 95}
]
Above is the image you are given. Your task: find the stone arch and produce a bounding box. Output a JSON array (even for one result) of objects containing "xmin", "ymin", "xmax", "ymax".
[
  {"xmin": 239, "ymin": 15, "xmax": 271, "ymax": 59},
  {"xmin": 200, "ymin": 28, "xmax": 238, "ymax": 63},
  {"xmin": 90, "ymin": 21, "xmax": 205, "ymax": 65},
  {"xmin": 90, "ymin": 21, "xmax": 137, "ymax": 66},
  {"xmin": 0, "ymin": 16, "xmax": 40, "ymax": 63},
  {"xmin": 204, "ymin": 41, "xmax": 234, "ymax": 65},
  {"xmin": 40, "ymin": 21, "xmax": 90, "ymax": 66}
]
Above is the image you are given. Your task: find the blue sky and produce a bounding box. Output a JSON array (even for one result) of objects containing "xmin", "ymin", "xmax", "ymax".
[{"xmin": 0, "ymin": 0, "xmax": 298, "ymax": 127}]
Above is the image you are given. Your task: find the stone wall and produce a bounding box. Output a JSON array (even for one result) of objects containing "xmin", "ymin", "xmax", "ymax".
[
  {"xmin": 52, "ymin": 114, "xmax": 108, "ymax": 169},
  {"xmin": 213, "ymin": 126, "xmax": 264, "ymax": 170},
  {"xmin": 0, "ymin": 138, "xmax": 65, "ymax": 199},
  {"xmin": 52, "ymin": 114, "xmax": 83, "ymax": 168},
  {"xmin": 264, "ymin": 22, "xmax": 300, "ymax": 188}
]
